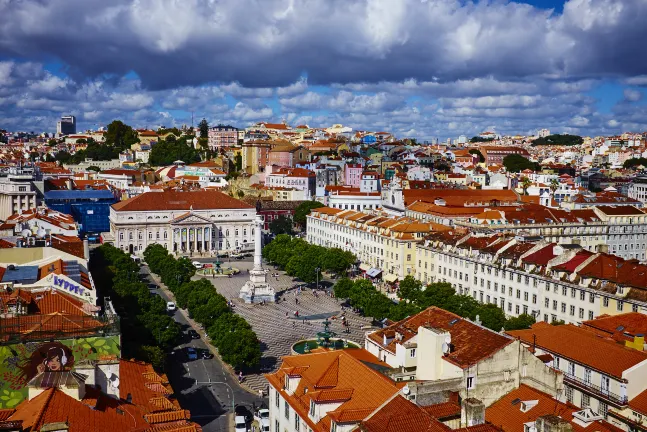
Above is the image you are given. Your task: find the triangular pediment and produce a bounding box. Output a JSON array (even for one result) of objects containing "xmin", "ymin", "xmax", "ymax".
[{"xmin": 171, "ymin": 212, "xmax": 212, "ymax": 224}]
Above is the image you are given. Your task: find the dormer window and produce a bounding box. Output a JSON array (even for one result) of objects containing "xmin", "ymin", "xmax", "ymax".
[
  {"xmin": 284, "ymin": 375, "xmax": 289, "ymax": 390},
  {"xmin": 309, "ymin": 400, "xmax": 315, "ymax": 417}
]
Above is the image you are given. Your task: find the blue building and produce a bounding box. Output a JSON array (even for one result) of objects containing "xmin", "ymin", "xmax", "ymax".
[
  {"xmin": 44, "ymin": 190, "xmax": 118, "ymax": 236},
  {"xmin": 361, "ymin": 135, "xmax": 377, "ymax": 144}
]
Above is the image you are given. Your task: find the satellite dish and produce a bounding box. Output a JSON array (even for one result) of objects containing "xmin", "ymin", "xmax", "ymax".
[
  {"xmin": 442, "ymin": 342, "xmax": 450, "ymax": 354},
  {"xmin": 445, "ymin": 335, "xmax": 452, "ymax": 344},
  {"xmin": 402, "ymin": 386, "xmax": 410, "ymax": 395}
]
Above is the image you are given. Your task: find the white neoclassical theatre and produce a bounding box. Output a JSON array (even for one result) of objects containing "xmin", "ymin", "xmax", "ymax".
[{"xmin": 105, "ymin": 189, "xmax": 256, "ymax": 256}]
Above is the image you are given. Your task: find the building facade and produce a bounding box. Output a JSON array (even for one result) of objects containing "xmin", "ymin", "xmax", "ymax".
[
  {"xmin": 106, "ymin": 189, "xmax": 256, "ymax": 255},
  {"xmin": 208, "ymin": 125, "xmax": 239, "ymax": 149}
]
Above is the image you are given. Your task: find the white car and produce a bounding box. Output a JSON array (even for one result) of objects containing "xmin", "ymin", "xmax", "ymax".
[
  {"xmin": 234, "ymin": 415, "xmax": 246, "ymax": 432},
  {"xmin": 259, "ymin": 418, "xmax": 270, "ymax": 432},
  {"xmin": 192, "ymin": 261, "xmax": 203, "ymax": 269},
  {"xmin": 254, "ymin": 409, "xmax": 269, "ymax": 424},
  {"xmin": 166, "ymin": 302, "xmax": 176, "ymax": 312}
]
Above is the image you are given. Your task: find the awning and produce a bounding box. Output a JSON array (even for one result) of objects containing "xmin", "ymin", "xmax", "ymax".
[
  {"xmin": 366, "ymin": 268, "xmax": 382, "ymax": 278},
  {"xmin": 359, "ymin": 263, "xmax": 370, "ymax": 272},
  {"xmin": 384, "ymin": 274, "xmax": 398, "ymax": 283}
]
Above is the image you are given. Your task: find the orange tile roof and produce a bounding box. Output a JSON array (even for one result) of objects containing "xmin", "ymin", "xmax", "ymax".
[
  {"xmin": 265, "ymin": 351, "xmax": 399, "ymax": 432},
  {"xmin": 486, "ymin": 384, "xmax": 623, "ymax": 432},
  {"xmin": 360, "ymin": 395, "xmax": 449, "ymax": 432},
  {"xmin": 629, "ymin": 387, "xmax": 647, "ymax": 416},
  {"xmin": 506, "ymin": 324, "xmax": 647, "ymax": 379},
  {"xmin": 582, "ymin": 313, "xmax": 647, "ymax": 340},
  {"xmin": 367, "ymin": 307, "xmax": 513, "ymax": 367},
  {"xmin": 112, "ymin": 190, "xmax": 253, "ymax": 212}
]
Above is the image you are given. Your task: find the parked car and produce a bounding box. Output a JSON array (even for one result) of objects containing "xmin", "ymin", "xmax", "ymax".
[
  {"xmin": 234, "ymin": 416, "xmax": 246, "ymax": 432},
  {"xmin": 254, "ymin": 409, "xmax": 270, "ymax": 424},
  {"xmin": 235, "ymin": 406, "xmax": 253, "ymax": 424},
  {"xmin": 147, "ymin": 283, "xmax": 158, "ymax": 290},
  {"xmin": 188, "ymin": 330, "xmax": 200, "ymax": 339},
  {"xmin": 186, "ymin": 347, "xmax": 198, "ymax": 361},
  {"xmin": 192, "ymin": 261, "xmax": 203, "ymax": 269},
  {"xmin": 199, "ymin": 349, "xmax": 214, "ymax": 359},
  {"xmin": 166, "ymin": 302, "xmax": 176, "ymax": 312}
]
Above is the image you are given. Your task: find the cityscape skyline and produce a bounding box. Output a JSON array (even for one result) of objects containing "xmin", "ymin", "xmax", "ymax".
[{"xmin": 0, "ymin": 0, "xmax": 646, "ymax": 138}]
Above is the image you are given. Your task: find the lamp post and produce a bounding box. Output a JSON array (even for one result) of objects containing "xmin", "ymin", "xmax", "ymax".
[{"xmin": 315, "ymin": 267, "xmax": 320, "ymax": 291}]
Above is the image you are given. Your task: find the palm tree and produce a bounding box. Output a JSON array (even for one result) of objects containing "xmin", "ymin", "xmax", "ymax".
[
  {"xmin": 521, "ymin": 177, "xmax": 532, "ymax": 196},
  {"xmin": 549, "ymin": 179, "xmax": 560, "ymax": 195}
]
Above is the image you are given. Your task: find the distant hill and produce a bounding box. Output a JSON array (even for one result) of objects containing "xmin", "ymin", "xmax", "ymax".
[{"xmin": 532, "ymin": 134, "xmax": 583, "ymax": 146}]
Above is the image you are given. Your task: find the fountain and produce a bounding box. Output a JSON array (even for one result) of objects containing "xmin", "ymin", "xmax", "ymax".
[{"xmin": 291, "ymin": 318, "xmax": 360, "ymax": 354}]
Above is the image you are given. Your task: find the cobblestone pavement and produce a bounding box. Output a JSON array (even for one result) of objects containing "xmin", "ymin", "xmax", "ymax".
[{"xmin": 194, "ymin": 260, "xmax": 375, "ymax": 393}]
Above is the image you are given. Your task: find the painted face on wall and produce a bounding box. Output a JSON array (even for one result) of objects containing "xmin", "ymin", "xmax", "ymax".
[{"xmin": 46, "ymin": 355, "xmax": 62, "ymax": 371}]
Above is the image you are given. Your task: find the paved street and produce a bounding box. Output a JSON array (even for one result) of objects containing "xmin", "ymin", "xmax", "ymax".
[
  {"xmin": 192, "ymin": 258, "xmax": 375, "ymax": 393},
  {"xmin": 140, "ymin": 264, "xmax": 265, "ymax": 432}
]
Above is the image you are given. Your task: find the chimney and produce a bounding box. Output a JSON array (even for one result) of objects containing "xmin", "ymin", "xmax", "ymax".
[
  {"xmin": 536, "ymin": 415, "xmax": 573, "ymax": 432},
  {"xmin": 461, "ymin": 398, "xmax": 485, "ymax": 427}
]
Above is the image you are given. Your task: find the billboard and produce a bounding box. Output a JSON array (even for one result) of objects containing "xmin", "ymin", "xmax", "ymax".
[{"xmin": 0, "ymin": 335, "xmax": 120, "ymax": 408}]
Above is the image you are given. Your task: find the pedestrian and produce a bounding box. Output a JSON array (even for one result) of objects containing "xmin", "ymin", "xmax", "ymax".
[
  {"xmin": 285, "ymin": 311, "xmax": 289, "ymax": 318},
  {"xmin": 295, "ymin": 298, "xmax": 299, "ymax": 305},
  {"xmin": 238, "ymin": 371, "xmax": 243, "ymax": 383}
]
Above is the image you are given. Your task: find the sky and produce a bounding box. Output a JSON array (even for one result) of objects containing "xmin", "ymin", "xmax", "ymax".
[{"xmin": 1, "ymin": 0, "xmax": 647, "ymax": 140}]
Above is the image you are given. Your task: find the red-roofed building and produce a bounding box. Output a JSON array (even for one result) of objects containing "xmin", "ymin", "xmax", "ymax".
[{"xmin": 365, "ymin": 306, "xmax": 562, "ymax": 407}]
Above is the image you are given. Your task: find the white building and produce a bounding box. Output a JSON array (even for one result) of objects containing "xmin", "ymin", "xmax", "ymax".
[
  {"xmin": 0, "ymin": 166, "xmax": 38, "ymax": 220},
  {"xmin": 106, "ymin": 189, "xmax": 256, "ymax": 256},
  {"xmin": 0, "ymin": 207, "xmax": 78, "ymax": 237},
  {"xmin": 265, "ymin": 167, "xmax": 316, "ymax": 199}
]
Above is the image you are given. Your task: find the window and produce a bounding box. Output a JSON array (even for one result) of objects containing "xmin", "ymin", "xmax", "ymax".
[
  {"xmin": 582, "ymin": 394, "xmax": 590, "ymax": 408},
  {"xmin": 588, "ymin": 311, "xmax": 594, "ymax": 320},
  {"xmin": 553, "ymin": 357, "xmax": 560, "ymax": 369},
  {"xmin": 545, "ymin": 298, "xmax": 550, "ymax": 308},
  {"xmin": 599, "ymin": 402, "xmax": 608, "ymax": 419},
  {"xmin": 275, "ymin": 420, "xmax": 280, "ymax": 432},
  {"xmin": 561, "ymin": 303, "xmax": 567, "ymax": 313},
  {"xmin": 633, "ymin": 304, "xmax": 639, "ymax": 312},
  {"xmin": 285, "ymin": 400, "xmax": 290, "ymax": 420},
  {"xmin": 584, "ymin": 368, "xmax": 591, "ymax": 383},
  {"xmin": 516, "ymin": 289, "xmax": 521, "ymax": 299},
  {"xmin": 331, "ymin": 422, "xmax": 337, "ymax": 432},
  {"xmin": 532, "ymin": 294, "xmax": 537, "ymax": 304},
  {"xmin": 276, "ymin": 390, "xmax": 280, "ymax": 407},
  {"xmin": 524, "ymin": 292, "xmax": 528, "ymax": 301},
  {"xmin": 119, "ymin": 233, "xmax": 124, "ymax": 240},
  {"xmin": 579, "ymin": 308, "xmax": 584, "ymax": 319},
  {"xmin": 295, "ymin": 414, "xmax": 300, "ymax": 431},
  {"xmin": 603, "ymin": 297, "xmax": 609, "ymax": 307},
  {"xmin": 148, "ymin": 232, "xmax": 152, "ymax": 239},
  {"xmin": 410, "ymin": 349, "xmax": 416, "ymax": 358},
  {"xmin": 580, "ymin": 291, "xmax": 585, "ymax": 301},
  {"xmin": 568, "ymin": 362, "xmax": 575, "ymax": 376},
  {"xmin": 565, "ymin": 386, "xmax": 573, "ymax": 403},
  {"xmin": 562, "ymin": 287, "xmax": 567, "ymax": 296},
  {"xmin": 589, "ymin": 293, "xmax": 595, "ymax": 303},
  {"xmin": 553, "ymin": 300, "xmax": 558, "ymax": 311},
  {"xmin": 467, "ymin": 376, "xmax": 475, "ymax": 389},
  {"xmin": 515, "ymin": 305, "xmax": 520, "ymax": 314},
  {"xmin": 617, "ymin": 300, "xmax": 624, "ymax": 311},
  {"xmin": 601, "ymin": 375, "xmax": 610, "ymax": 393},
  {"xmin": 309, "ymin": 400, "xmax": 315, "ymax": 416},
  {"xmin": 570, "ymin": 305, "xmax": 575, "ymax": 316}
]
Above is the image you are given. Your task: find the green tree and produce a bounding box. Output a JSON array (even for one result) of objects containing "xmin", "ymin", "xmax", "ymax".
[
  {"xmin": 549, "ymin": 178, "xmax": 560, "ymax": 194},
  {"xmin": 269, "ymin": 215, "xmax": 294, "ymax": 236},
  {"xmin": 398, "ymin": 275, "xmax": 422, "ymax": 302},
  {"xmin": 105, "ymin": 120, "xmax": 140, "ymax": 151},
  {"xmin": 333, "ymin": 278, "xmax": 354, "ymax": 299},
  {"xmin": 476, "ymin": 304, "xmax": 507, "ymax": 331},
  {"xmin": 503, "ymin": 154, "xmax": 539, "ymax": 173},
  {"xmin": 503, "ymin": 314, "xmax": 536, "ymax": 331},
  {"xmin": 294, "ymin": 201, "xmax": 325, "ymax": 227},
  {"xmin": 235, "ymin": 153, "xmax": 243, "ymax": 171},
  {"xmin": 532, "ymin": 134, "xmax": 582, "ymax": 147},
  {"xmin": 48, "ymin": 139, "xmax": 58, "ymax": 146},
  {"xmin": 149, "ymin": 136, "xmax": 200, "ymax": 166},
  {"xmin": 520, "ymin": 177, "xmax": 532, "ymax": 195},
  {"xmin": 199, "ymin": 119, "xmax": 209, "ymax": 139},
  {"xmin": 321, "ymin": 248, "xmax": 356, "ymax": 275},
  {"xmin": 55, "ymin": 150, "xmax": 72, "ymax": 164},
  {"xmin": 468, "ymin": 149, "xmax": 485, "ymax": 163},
  {"xmin": 624, "ymin": 157, "xmax": 647, "ymax": 169}
]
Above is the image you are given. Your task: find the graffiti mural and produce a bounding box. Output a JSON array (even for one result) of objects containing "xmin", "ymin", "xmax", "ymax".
[{"xmin": 0, "ymin": 336, "xmax": 120, "ymax": 408}]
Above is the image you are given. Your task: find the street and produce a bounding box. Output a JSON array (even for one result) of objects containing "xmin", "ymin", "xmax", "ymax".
[{"xmin": 139, "ymin": 264, "xmax": 266, "ymax": 432}]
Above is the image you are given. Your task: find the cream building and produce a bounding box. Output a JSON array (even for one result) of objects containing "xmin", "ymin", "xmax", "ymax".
[
  {"xmin": 306, "ymin": 207, "xmax": 449, "ymax": 282},
  {"xmin": 106, "ymin": 189, "xmax": 256, "ymax": 256}
]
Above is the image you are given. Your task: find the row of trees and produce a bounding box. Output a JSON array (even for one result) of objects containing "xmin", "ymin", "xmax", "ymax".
[
  {"xmin": 262, "ymin": 234, "xmax": 357, "ymax": 283},
  {"xmin": 92, "ymin": 245, "xmax": 182, "ymax": 369},
  {"xmin": 532, "ymin": 134, "xmax": 583, "ymax": 147},
  {"xmin": 334, "ymin": 276, "xmax": 536, "ymax": 332},
  {"xmin": 624, "ymin": 157, "xmax": 647, "ymax": 169},
  {"xmin": 143, "ymin": 244, "xmax": 261, "ymax": 370}
]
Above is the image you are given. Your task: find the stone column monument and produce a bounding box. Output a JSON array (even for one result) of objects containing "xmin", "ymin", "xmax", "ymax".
[{"xmin": 239, "ymin": 215, "xmax": 276, "ymax": 304}]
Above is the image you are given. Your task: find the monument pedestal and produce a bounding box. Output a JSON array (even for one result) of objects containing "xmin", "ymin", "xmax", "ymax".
[{"xmin": 239, "ymin": 216, "xmax": 276, "ymax": 304}]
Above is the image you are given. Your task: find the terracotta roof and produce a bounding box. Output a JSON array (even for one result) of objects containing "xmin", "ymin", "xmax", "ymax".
[
  {"xmin": 265, "ymin": 351, "xmax": 398, "ymax": 432},
  {"xmin": 486, "ymin": 384, "xmax": 623, "ymax": 432},
  {"xmin": 581, "ymin": 312, "xmax": 647, "ymax": 340},
  {"xmin": 367, "ymin": 307, "xmax": 513, "ymax": 368},
  {"xmin": 360, "ymin": 395, "xmax": 450, "ymax": 432},
  {"xmin": 506, "ymin": 324, "xmax": 647, "ymax": 379},
  {"xmin": 112, "ymin": 190, "xmax": 253, "ymax": 212},
  {"xmin": 629, "ymin": 387, "xmax": 647, "ymax": 416}
]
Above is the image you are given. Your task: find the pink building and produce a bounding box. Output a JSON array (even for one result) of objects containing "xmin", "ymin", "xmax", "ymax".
[
  {"xmin": 344, "ymin": 163, "xmax": 363, "ymax": 188},
  {"xmin": 268, "ymin": 145, "xmax": 310, "ymax": 168}
]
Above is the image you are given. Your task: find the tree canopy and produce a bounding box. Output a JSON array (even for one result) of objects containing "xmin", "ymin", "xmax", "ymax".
[
  {"xmin": 143, "ymin": 244, "xmax": 261, "ymax": 369},
  {"xmin": 263, "ymin": 235, "xmax": 357, "ymax": 282},
  {"xmin": 269, "ymin": 215, "xmax": 294, "ymax": 236},
  {"xmin": 624, "ymin": 157, "xmax": 647, "ymax": 169},
  {"xmin": 334, "ymin": 275, "xmax": 536, "ymax": 332},
  {"xmin": 470, "ymin": 136, "xmax": 494, "ymax": 143},
  {"xmin": 198, "ymin": 119, "xmax": 209, "ymax": 139},
  {"xmin": 105, "ymin": 120, "xmax": 140, "ymax": 151},
  {"xmin": 150, "ymin": 135, "xmax": 200, "ymax": 166},
  {"xmin": 468, "ymin": 149, "xmax": 485, "ymax": 163},
  {"xmin": 503, "ymin": 154, "xmax": 540, "ymax": 173},
  {"xmin": 532, "ymin": 134, "xmax": 582, "ymax": 147},
  {"xmin": 293, "ymin": 201, "xmax": 325, "ymax": 227}
]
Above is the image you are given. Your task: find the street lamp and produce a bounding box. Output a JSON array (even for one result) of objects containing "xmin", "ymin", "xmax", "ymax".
[{"xmin": 315, "ymin": 267, "xmax": 320, "ymax": 291}]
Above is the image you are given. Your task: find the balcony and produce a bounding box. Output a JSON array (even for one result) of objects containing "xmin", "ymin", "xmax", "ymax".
[{"xmin": 562, "ymin": 372, "xmax": 628, "ymax": 406}]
